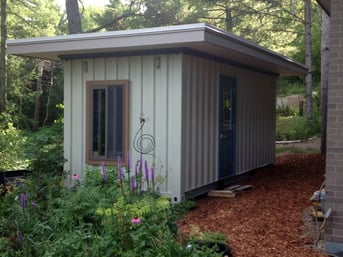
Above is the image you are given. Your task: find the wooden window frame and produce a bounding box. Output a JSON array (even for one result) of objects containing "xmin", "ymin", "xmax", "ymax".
[{"xmin": 86, "ymin": 80, "xmax": 129, "ymax": 165}]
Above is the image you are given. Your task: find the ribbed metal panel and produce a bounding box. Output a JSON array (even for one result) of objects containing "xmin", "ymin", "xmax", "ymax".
[
  {"xmin": 64, "ymin": 54, "xmax": 183, "ymax": 202},
  {"xmin": 181, "ymin": 55, "xmax": 276, "ymax": 193},
  {"xmin": 181, "ymin": 56, "xmax": 219, "ymax": 193},
  {"xmin": 64, "ymin": 53, "xmax": 276, "ymax": 201}
]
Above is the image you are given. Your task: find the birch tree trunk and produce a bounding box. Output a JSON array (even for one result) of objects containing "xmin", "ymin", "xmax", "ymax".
[
  {"xmin": 33, "ymin": 60, "xmax": 44, "ymax": 131},
  {"xmin": 305, "ymin": 0, "xmax": 313, "ymax": 120},
  {"xmin": 0, "ymin": 0, "xmax": 7, "ymax": 112},
  {"xmin": 66, "ymin": 0, "xmax": 82, "ymax": 34},
  {"xmin": 320, "ymin": 11, "xmax": 330, "ymax": 154}
]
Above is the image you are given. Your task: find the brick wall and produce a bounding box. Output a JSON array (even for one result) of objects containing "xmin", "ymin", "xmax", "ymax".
[{"xmin": 325, "ymin": 0, "xmax": 343, "ymax": 249}]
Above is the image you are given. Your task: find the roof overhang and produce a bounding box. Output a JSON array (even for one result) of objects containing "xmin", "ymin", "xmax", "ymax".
[
  {"xmin": 316, "ymin": 0, "xmax": 330, "ymax": 16},
  {"xmin": 7, "ymin": 23, "xmax": 307, "ymax": 77}
]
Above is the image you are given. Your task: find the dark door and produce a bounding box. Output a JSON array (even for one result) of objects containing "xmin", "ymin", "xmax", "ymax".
[{"xmin": 219, "ymin": 76, "xmax": 236, "ymax": 179}]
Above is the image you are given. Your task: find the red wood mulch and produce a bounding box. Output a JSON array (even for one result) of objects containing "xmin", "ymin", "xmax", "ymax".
[{"xmin": 177, "ymin": 153, "xmax": 329, "ymax": 257}]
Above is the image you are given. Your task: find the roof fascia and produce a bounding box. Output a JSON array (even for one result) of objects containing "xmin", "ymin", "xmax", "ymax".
[
  {"xmin": 316, "ymin": 0, "xmax": 330, "ymax": 16},
  {"xmin": 203, "ymin": 24, "xmax": 307, "ymax": 75},
  {"xmin": 7, "ymin": 23, "xmax": 307, "ymax": 76}
]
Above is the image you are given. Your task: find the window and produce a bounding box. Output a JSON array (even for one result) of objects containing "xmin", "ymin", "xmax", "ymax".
[{"xmin": 86, "ymin": 80, "xmax": 129, "ymax": 165}]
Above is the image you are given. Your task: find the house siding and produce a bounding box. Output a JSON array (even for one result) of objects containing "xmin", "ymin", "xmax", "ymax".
[
  {"xmin": 63, "ymin": 54, "xmax": 183, "ymax": 202},
  {"xmin": 325, "ymin": 0, "xmax": 343, "ymax": 250},
  {"xmin": 64, "ymin": 53, "xmax": 276, "ymax": 201},
  {"xmin": 181, "ymin": 54, "xmax": 276, "ymax": 194}
]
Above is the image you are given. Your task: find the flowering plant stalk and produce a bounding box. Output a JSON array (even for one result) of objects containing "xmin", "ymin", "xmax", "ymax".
[
  {"xmin": 101, "ymin": 161, "xmax": 108, "ymax": 183},
  {"xmin": 118, "ymin": 157, "xmax": 124, "ymax": 195},
  {"xmin": 151, "ymin": 167, "xmax": 155, "ymax": 191},
  {"xmin": 144, "ymin": 160, "xmax": 149, "ymax": 189}
]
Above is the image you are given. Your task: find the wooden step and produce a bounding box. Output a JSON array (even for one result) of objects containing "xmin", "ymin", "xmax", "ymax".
[
  {"xmin": 208, "ymin": 190, "xmax": 236, "ymax": 198},
  {"xmin": 235, "ymin": 185, "xmax": 253, "ymax": 192},
  {"xmin": 208, "ymin": 185, "xmax": 253, "ymax": 198},
  {"xmin": 224, "ymin": 185, "xmax": 241, "ymax": 191}
]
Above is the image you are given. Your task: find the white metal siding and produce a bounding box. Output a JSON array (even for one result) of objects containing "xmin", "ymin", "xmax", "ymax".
[
  {"xmin": 234, "ymin": 71, "xmax": 276, "ymax": 174},
  {"xmin": 181, "ymin": 55, "xmax": 276, "ymax": 193},
  {"xmin": 64, "ymin": 53, "xmax": 276, "ymax": 200},
  {"xmin": 181, "ymin": 56, "xmax": 218, "ymax": 194},
  {"xmin": 63, "ymin": 54, "xmax": 183, "ymax": 202}
]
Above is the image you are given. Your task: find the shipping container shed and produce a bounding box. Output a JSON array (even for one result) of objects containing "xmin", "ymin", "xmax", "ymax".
[{"xmin": 7, "ymin": 23, "xmax": 307, "ymax": 202}]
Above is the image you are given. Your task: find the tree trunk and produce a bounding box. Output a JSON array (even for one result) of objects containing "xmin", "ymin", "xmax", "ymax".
[
  {"xmin": 225, "ymin": 6, "xmax": 233, "ymax": 32},
  {"xmin": 305, "ymin": 0, "xmax": 313, "ymax": 120},
  {"xmin": 0, "ymin": 0, "xmax": 7, "ymax": 113},
  {"xmin": 320, "ymin": 10, "xmax": 330, "ymax": 154},
  {"xmin": 43, "ymin": 61, "xmax": 55, "ymax": 127},
  {"xmin": 66, "ymin": 0, "xmax": 82, "ymax": 34},
  {"xmin": 32, "ymin": 60, "xmax": 44, "ymax": 131}
]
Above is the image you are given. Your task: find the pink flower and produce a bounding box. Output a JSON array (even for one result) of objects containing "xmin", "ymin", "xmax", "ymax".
[
  {"xmin": 131, "ymin": 217, "xmax": 142, "ymax": 224},
  {"xmin": 72, "ymin": 174, "xmax": 80, "ymax": 180}
]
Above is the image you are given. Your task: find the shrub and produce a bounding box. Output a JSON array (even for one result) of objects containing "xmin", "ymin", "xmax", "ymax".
[
  {"xmin": 0, "ymin": 123, "xmax": 29, "ymax": 171},
  {"xmin": 24, "ymin": 122, "xmax": 65, "ymax": 176},
  {"xmin": 276, "ymin": 115, "xmax": 321, "ymax": 141},
  {"xmin": 276, "ymin": 105, "xmax": 297, "ymax": 117},
  {"xmin": 0, "ymin": 158, "xmax": 222, "ymax": 257}
]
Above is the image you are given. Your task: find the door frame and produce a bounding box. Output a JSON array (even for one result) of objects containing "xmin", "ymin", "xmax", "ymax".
[{"xmin": 218, "ymin": 75, "xmax": 236, "ymax": 179}]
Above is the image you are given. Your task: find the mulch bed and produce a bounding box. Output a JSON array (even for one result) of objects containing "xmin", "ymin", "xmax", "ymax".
[{"xmin": 177, "ymin": 153, "xmax": 329, "ymax": 257}]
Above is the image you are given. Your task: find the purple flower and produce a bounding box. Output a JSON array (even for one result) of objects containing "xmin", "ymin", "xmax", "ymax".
[
  {"xmin": 130, "ymin": 176, "xmax": 136, "ymax": 191},
  {"xmin": 144, "ymin": 160, "xmax": 149, "ymax": 181},
  {"xmin": 131, "ymin": 217, "xmax": 141, "ymax": 224},
  {"xmin": 135, "ymin": 163, "xmax": 138, "ymax": 178},
  {"xmin": 72, "ymin": 174, "xmax": 80, "ymax": 180},
  {"xmin": 118, "ymin": 157, "xmax": 123, "ymax": 183},
  {"xmin": 20, "ymin": 193, "xmax": 26, "ymax": 209},
  {"xmin": 101, "ymin": 162, "xmax": 108, "ymax": 183},
  {"xmin": 17, "ymin": 231, "xmax": 23, "ymax": 246},
  {"xmin": 31, "ymin": 201, "xmax": 37, "ymax": 207}
]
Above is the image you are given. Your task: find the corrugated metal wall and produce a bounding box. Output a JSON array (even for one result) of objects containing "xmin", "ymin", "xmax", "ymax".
[
  {"xmin": 64, "ymin": 53, "xmax": 276, "ymax": 201},
  {"xmin": 63, "ymin": 54, "xmax": 184, "ymax": 202},
  {"xmin": 181, "ymin": 54, "xmax": 276, "ymax": 194}
]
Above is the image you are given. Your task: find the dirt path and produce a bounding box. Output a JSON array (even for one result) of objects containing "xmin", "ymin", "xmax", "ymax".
[{"xmin": 177, "ymin": 154, "xmax": 328, "ymax": 257}]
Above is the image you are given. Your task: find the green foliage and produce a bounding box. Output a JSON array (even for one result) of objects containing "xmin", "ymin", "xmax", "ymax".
[
  {"xmin": 276, "ymin": 77, "xmax": 305, "ymax": 96},
  {"xmin": 276, "ymin": 90, "xmax": 321, "ymax": 141},
  {"xmin": 24, "ymin": 122, "xmax": 65, "ymax": 175},
  {"xmin": 188, "ymin": 225, "xmax": 228, "ymax": 243},
  {"xmin": 0, "ymin": 160, "xmax": 224, "ymax": 256},
  {"xmin": 0, "ymin": 123, "xmax": 29, "ymax": 171},
  {"xmin": 4, "ymin": 1, "xmax": 64, "ymax": 131},
  {"xmin": 7, "ymin": 0, "xmax": 61, "ymax": 39},
  {"xmin": 171, "ymin": 199, "xmax": 197, "ymax": 219},
  {"xmin": 276, "ymin": 114, "xmax": 320, "ymax": 141},
  {"xmin": 276, "ymin": 105, "xmax": 298, "ymax": 117}
]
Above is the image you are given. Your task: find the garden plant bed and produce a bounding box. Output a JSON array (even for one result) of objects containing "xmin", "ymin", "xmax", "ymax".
[{"xmin": 177, "ymin": 153, "xmax": 328, "ymax": 257}]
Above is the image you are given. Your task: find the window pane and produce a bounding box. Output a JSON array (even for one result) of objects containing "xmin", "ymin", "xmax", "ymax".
[
  {"xmin": 107, "ymin": 86, "xmax": 124, "ymax": 159},
  {"xmin": 87, "ymin": 80, "xmax": 128, "ymax": 164},
  {"xmin": 92, "ymin": 89, "xmax": 106, "ymax": 157},
  {"xmin": 222, "ymin": 88, "xmax": 232, "ymax": 130}
]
